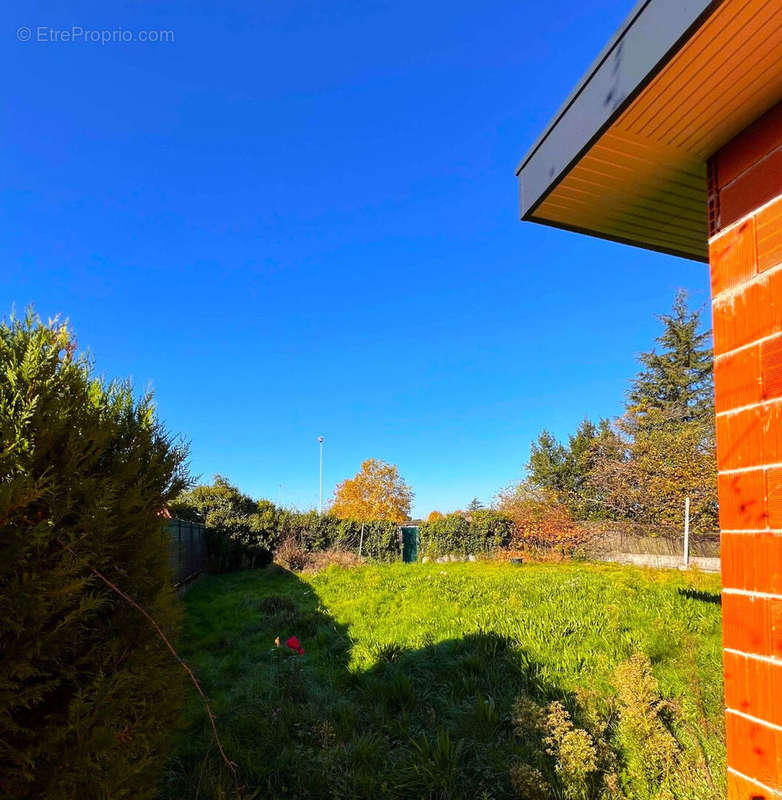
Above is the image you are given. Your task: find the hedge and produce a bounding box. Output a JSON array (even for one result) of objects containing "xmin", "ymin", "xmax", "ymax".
[
  {"xmin": 171, "ymin": 478, "xmax": 279, "ymax": 572},
  {"xmin": 280, "ymin": 512, "xmax": 400, "ymax": 561},
  {"xmin": 0, "ymin": 313, "xmax": 188, "ymax": 799},
  {"xmin": 171, "ymin": 481, "xmax": 403, "ymax": 569},
  {"xmin": 172, "ymin": 483, "xmax": 515, "ymax": 568},
  {"xmin": 418, "ymin": 510, "xmax": 513, "ymax": 558}
]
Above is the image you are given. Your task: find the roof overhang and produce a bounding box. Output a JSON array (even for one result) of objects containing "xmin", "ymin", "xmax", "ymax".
[{"xmin": 516, "ymin": 0, "xmax": 782, "ymax": 262}]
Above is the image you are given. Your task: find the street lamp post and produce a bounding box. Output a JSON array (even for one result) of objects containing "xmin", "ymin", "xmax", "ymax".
[{"xmin": 318, "ymin": 436, "xmax": 324, "ymax": 515}]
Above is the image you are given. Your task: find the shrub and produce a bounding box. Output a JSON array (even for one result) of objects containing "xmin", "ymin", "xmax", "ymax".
[
  {"xmin": 418, "ymin": 510, "xmax": 512, "ymax": 558},
  {"xmin": 171, "ymin": 477, "xmax": 279, "ymax": 571},
  {"xmin": 330, "ymin": 518, "xmax": 399, "ymax": 560},
  {"xmin": 469, "ymin": 509, "xmax": 514, "ymax": 550},
  {"xmin": 275, "ymin": 535, "xmax": 308, "ymax": 571},
  {"xmin": 0, "ymin": 312, "xmax": 188, "ymax": 799},
  {"xmin": 279, "ymin": 513, "xmax": 400, "ymax": 561},
  {"xmin": 171, "ymin": 486, "xmax": 402, "ymax": 571},
  {"xmin": 498, "ymin": 483, "xmax": 591, "ymax": 558},
  {"xmin": 418, "ymin": 513, "xmax": 469, "ymax": 557},
  {"xmin": 509, "ymin": 762, "xmax": 551, "ymax": 799},
  {"xmin": 543, "ymin": 702, "xmax": 598, "ymax": 799}
]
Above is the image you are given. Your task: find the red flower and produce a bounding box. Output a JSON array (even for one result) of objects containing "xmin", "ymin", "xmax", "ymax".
[
  {"xmin": 286, "ymin": 636, "xmax": 301, "ymax": 652},
  {"xmin": 297, "ymin": 647, "xmax": 304, "ymax": 655}
]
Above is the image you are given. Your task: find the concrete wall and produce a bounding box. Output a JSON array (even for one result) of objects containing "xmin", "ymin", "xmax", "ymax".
[{"xmin": 599, "ymin": 553, "xmax": 720, "ymax": 572}]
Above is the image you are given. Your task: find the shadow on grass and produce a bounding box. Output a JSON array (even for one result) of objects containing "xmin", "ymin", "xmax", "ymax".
[
  {"xmin": 677, "ymin": 587, "xmax": 721, "ymax": 605},
  {"xmin": 164, "ymin": 565, "xmax": 580, "ymax": 800}
]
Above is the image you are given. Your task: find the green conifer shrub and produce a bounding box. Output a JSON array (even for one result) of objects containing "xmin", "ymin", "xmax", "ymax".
[{"xmin": 0, "ymin": 311, "xmax": 189, "ymax": 799}]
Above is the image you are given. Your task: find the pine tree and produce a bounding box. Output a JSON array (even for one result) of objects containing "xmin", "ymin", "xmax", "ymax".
[
  {"xmin": 527, "ymin": 420, "xmax": 623, "ymax": 519},
  {"xmin": 467, "ymin": 497, "xmax": 484, "ymax": 512},
  {"xmin": 627, "ymin": 289, "xmax": 713, "ymax": 425},
  {"xmin": 527, "ymin": 430, "xmax": 568, "ymax": 495}
]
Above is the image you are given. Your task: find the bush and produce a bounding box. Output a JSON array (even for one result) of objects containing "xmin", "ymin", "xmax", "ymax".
[
  {"xmin": 171, "ymin": 477, "xmax": 279, "ymax": 571},
  {"xmin": 275, "ymin": 534, "xmax": 308, "ymax": 571},
  {"xmin": 171, "ymin": 484, "xmax": 403, "ymax": 571},
  {"xmin": 0, "ymin": 312, "xmax": 188, "ymax": 798},
  {"xmin": 419, "ymin": 513, "xmax": 469, "ymax": 557},
  {"xmin": 279, "ymin": 513, "xmax": 400, "ymax": 562},
  {"xmin": 469, "ymin": 509, "xmax": 514, "ymax": 551},
  {"xmin": 418, "ymin": 511, "xmax": 513, "ymax": 558},
  {"xmin": 498, "ymin": 483, "xmax": 590, "ymax": 558}
]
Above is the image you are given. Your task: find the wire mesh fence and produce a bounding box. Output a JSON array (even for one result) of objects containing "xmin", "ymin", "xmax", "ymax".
[
  {"xmin": 578, "ymin": 521, "xmax": 720, "ymax": 558},
  {"xmin": 166, "ymin": 518, "xmax": 207, "ymax": 586}
]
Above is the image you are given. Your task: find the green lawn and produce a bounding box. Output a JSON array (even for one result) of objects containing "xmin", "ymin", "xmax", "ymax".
[{"xmin": 163, "ymin": 561, "xmax": 724, "ymax": 799}]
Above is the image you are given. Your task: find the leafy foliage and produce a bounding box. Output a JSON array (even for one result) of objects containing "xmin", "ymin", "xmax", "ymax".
[
  {"xmin": 172, "ymin": 480, "xmax": 405, "ymax": 570},
  {"xmin": 507, "ymin": 648, "xmax": 715, "ymax": 800},
  {"xmin": 171, "ymin": 476, "xmax": 279, "ymax": 571},
  {"xmin": 0, "ymin": 311, "xmax": 188, "ymax": 799},
  {"xmin": 497, "ymin": 482, "xmax": 591, "ymax": 557},
  {"xmin": 418, "ymin": 510, "xmax": 513, "ymax": 557},
  {"xmin": 523, "ymin": 292, "xmax": 717, "ymax": 534},
  {"xmin": 331, "ymin": 458, "xmax": 413, "ymax": 523},
  {"xmin": 527, "ymin": 421, "xmax": 623, "ymax": 520},
  {"xmin": 614, "ymin": 653, "xmax": 681, "ymax": 794},
  {"xmin": 587, "ymin": 412, "xmax": 717, "ymax": 533},
  {"xmin": 542, "ymin": 702, "xmax": 599, "ymax": 799},
  {"xmin": 280, "ymin": 512, "xmax": 401, "ymax": 561}
]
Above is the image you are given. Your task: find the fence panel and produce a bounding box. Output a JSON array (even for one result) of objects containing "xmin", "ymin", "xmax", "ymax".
[{"xmin": 166, "ymin": 518, "xmax": 207, "ymax": 585}]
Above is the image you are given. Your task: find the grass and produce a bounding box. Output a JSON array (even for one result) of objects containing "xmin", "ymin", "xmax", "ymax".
[{"xmin": 163, "ymin": 560, "xmax": 724, "ymax": 799}]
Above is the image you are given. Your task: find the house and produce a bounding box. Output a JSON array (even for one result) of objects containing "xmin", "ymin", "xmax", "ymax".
[{"xmin": 517, "ymin": 3, "xmax": 782, "ymax": 797}]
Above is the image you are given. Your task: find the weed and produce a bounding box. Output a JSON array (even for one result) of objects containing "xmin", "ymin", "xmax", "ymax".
[
  {"xmin": 614, "ymin": 652, "xmax": 680, "ymax": 792},
  {"xmin": 258, "ymin": 594, "xmax": 297, "ymax": 618},
  {"xmin": 543, "ymin": 701, "xmax": 598, "ymax": 799},
  {"xmin": 509, "ymin": 762, "xmax": 551, "ymax": 799},
  {"xmin": 165, "ymin": 561, "xmax": 723, "ymax": 799}
]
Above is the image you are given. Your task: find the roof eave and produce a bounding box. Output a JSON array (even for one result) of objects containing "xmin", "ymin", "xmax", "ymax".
[{"xmin": 516, "ymin": 0, "xmax": 720, "ymax": 221}]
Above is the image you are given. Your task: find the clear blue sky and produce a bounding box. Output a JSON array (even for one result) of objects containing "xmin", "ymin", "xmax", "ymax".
[{"xmin": 3, "ymin": 1, "xmax": 711, "ymax": 517}]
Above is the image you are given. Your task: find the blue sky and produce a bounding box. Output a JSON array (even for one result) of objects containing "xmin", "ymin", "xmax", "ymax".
[{"xmin": 3, "ymin": 1, "xmax": 711, "ymax": 516}]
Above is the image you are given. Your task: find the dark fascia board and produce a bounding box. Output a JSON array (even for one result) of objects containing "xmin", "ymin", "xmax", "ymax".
[{"xmin": 516, "ymin": 0, "xmax": 720, "ymax": 220}]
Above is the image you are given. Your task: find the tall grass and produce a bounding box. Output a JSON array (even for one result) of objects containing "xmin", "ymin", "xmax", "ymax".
[{"xmin": 164, "ymin": 561, "xmax": 723, "ymax": 799}]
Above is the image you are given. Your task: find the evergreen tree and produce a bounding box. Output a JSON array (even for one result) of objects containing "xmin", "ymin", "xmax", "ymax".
[
  {"xmin": 564, "ymin": 419, "xmax": 598, "ymax": 493},
  {"xmin": 527, "ymin": 430, "xmax": 567, "ymax": 495},
  {"xmin": 627, "ymin": 289, "xmax": 713, "ymax": 425},
  {"xmin": 527, "ymin": 420, "xmax": 623, "ymax": 519},
  {"xmin": 467, "ymin": 497, "xmax": 484, "ymax": 512},
  {"xmin": 0, "ymin": 311, "xmax": 189, "ymax": 798},
  {"xmin": 563, "ymin": 419, "xmax": 624, "ymax": 518}
]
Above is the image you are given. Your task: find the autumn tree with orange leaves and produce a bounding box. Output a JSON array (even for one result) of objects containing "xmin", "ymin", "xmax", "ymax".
[{"xmin": 331, "ymin": 459, "xmax": 413, "ymax": 523}]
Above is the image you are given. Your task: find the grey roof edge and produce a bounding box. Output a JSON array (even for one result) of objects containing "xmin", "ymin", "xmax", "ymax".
[
  {"xmin": 516, "ymin": 0, "xmax": 722, "ymax": 221},
  {"xmin": 514, "ymin": 0, "xmax": 652, "ymax": 176},
  {"xmin": 526, "ymin": 214, "xmax": 709, "ymax": 264}
]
